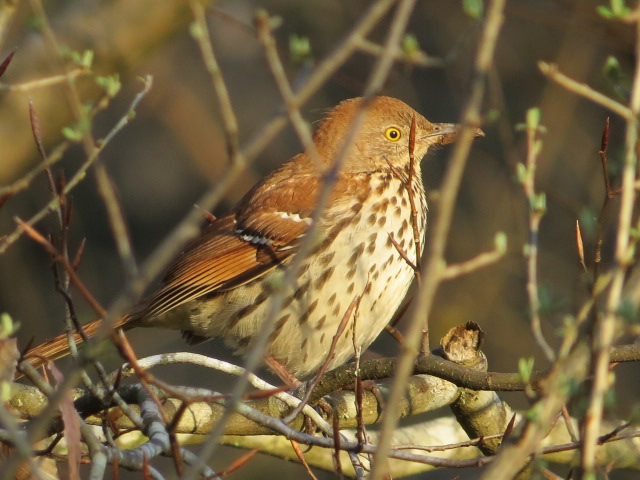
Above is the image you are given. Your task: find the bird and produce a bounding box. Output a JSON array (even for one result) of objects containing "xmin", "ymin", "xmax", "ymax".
[{"xmin": 20, "ymin": 96, "xmax": 483, "ymax": 380}]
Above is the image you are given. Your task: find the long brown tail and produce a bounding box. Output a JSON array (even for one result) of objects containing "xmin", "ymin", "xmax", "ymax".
[{"xmin": 16, "ymin": 317, "xmax": 130, "ymax": 379}]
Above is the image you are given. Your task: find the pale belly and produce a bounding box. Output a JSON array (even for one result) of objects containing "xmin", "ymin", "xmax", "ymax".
[{"xmin": 179, "ymin": 174, "xmax": 427, "ymax": 378}]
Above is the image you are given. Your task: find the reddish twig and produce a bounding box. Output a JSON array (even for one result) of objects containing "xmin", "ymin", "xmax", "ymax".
[
  {"xmin": 331, "ymin": 413, "xmax": 344, "ymax": 480},
  {"xmin": 290, "ymin": 440, "xmax": 319, "ymax": 480},
  {"xmin": 218, "ymin": 449, "xmax": 259, "ymax": 477},
  {"xmin": 16, "ymin": 218, "xmax": 106, "ymax": 318},
  {"xmin": 407, "ymin": 115, "xmax": 422, "ymax": 275},
  {"xmin": 0, "ymin": 50, "xmax": 15, "ymax": 78}
]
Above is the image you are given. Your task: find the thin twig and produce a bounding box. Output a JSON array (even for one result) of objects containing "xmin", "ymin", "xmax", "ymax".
[
  {"xmin": 592, "ymin": 118, "xmax": 614, "ymax": 302},
  {"xmin": 189, "ymin": 0, "xmax": 240, "ymax": 161},
  {"xmin": 0, "ymin": 68, "xmax": 89, "ymax": 91},
  {"xmin": 441, "ymin": 240, "xmax": 506, "ymax": 280},
  {"xmin": 521, "ymin": 111, "xmax": 555, "ymax": 362},
  {"xmin": 356, "ymin": 38, "xmax": 446, "ymax": 68},
  {"xmin": 407, "ymin": 115, "xmax": 422, "ymax": 275},
  {"xmin": 15, "ymin": 219, "xmax": 106, "ymax": 317},
  {"xmin": 0, "ymin": 141, "xmax": 68, "ymax": 197},
  {"xmin": 290, "ymin": 440, "xmax": 320, "ymax": 480},
  {"xmin": 255, "ymin": 10, "xmax": 321, "ymax": 168},
  {"xmin": 538, "ymin": 62, "xmax": 634, "ymax": 121}
]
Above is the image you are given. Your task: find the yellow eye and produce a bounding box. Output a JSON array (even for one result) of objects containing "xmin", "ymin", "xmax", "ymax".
[{"xmin": 384, "ymin": 127, "xmax": 401, "ymax": 142}]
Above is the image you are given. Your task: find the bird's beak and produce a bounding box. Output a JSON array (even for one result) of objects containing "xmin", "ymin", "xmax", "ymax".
[{"xmin": 428, "ymin": 123, "xmax": 485, "ymax": 146}]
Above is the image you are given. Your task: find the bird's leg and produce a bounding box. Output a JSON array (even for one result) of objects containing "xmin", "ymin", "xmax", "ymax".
[{"xmin": 265, "ymin": 355, "xmax": 302, "ymax": 387}]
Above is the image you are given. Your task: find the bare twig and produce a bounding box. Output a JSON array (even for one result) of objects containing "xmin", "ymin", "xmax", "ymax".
[
  {"xmin": 0, "ymin": 68, "xmax": 89, "ymax": 91},
  {"xmin": 441, "ymin": 235, "xmax": 506, "ymax": 280},
  {"xmin": 189, "ymin": 0, "xmax": 240, "ymax": 161},
  {"xmin": 407, "ymin": 115, "xmax": 422, "ymax": 274},
  {"xmin": 218, "ymin": 449, "xmax": 259, "ymax": 477},
  {"xmin": 356, "ymin": 38, "xmax": 446, "ymax": 68},
  {"xmin": 0, "ymin": 49, "xmax": 14, "ymax": 77},
  {"xmin": 255, "ymin": 10, "xmax": 321, "ymax": 168},
  {"xmin": 291, "ymin": 440, "xmax": 320, "ymax": 480},
  {"xmin": 538, "ymin": 62, "xmax": 634, "ymax": 121},
  {"xmin": 520, "ymin": 109, "xmax": 555, "ymax": 362},
  {"xmin": 15, "ymin": 219, "xmax": 106, "ymax": 317},
  {"xmin": 592, "ymin": 118, "xmax": 615, "ymax": 282}
]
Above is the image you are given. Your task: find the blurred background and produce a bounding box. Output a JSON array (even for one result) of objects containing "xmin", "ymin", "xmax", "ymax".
[{"xmin": 0, "ymin": 0, "xmax": 638, "ymax": 478}]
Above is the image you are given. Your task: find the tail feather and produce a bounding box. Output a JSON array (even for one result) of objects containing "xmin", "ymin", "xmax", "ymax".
[{"xmin": 16, "ymin": 317, "xmax": 130, "ymax": 379}]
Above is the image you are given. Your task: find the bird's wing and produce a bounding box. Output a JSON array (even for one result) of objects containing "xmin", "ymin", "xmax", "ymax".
[
  {"xmin": 138, "ymin": 163, "xmax": 324, "ymax": 319},
  {"xmin": 139, "ymin": 210, "xmax": 310, "ymax": 319}
]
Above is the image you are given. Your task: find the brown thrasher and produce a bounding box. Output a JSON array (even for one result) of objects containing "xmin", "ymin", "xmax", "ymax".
[{"xmin": 21, "ymin": 96, "xmax": 483, "ymax": 379}]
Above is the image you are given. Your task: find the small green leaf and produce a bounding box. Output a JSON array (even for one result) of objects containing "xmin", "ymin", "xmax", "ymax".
[
  {"xmin": 62, "ymin": 126, "xmax": 83, "ymax": 142},
  {"xmin": 59, "ymin": 47, "xmax": 94, "ymax": 69},
  {"xmin": 603, "ymin": 55, "xmax": 622, "ymax": 83},
  {"xmin": 61, "ymin": 117, "xmax": 90, "ymax": 142},
  {"xmin": 267, "ymin": 15, "xmax": 283, "ymax": 30},
  {"xmin": 531, "ymin": 192, "xmax": 547, "ymax": 214},
  {"xmin": 289, "ymin": 34, "xmax": 312, "ymax": 65},
  {"xmin": 526, "ymin": 402, "xmax": 543, "ymax": 421},
  {"xmin": 463, "ymin": 0, "xmax": 483, "ymax": 19},
  {"xmin": 610, "ymin": 0, "xmax": 631, "ymax": 16},
  {"xmin": 596, "ymin": 6, "xmax": 613, "ymax": 18},
  {"xmin": 557, "ymin": 315, "xmax": 576, "ymax": 339},
  {"xmin": 597, "ymin": 0, "xmax": 631, "ymax": 18},
  {"xmin": 79, "ymin": 50, "xmax": 94, "ymax": 69},
  {"xmin": 96, "ymin": 74, "xmax": 121, "ymax": 97},
  {"xmin": 401, "ymin": 34, "xmax": 420, "ymax": 56},
  {"xmin": 526, "ymin": 107, "xmax": 541, "ymax": 130},
  {"xmin": 189, "ymin": 21, "xmax": 204, "ymax": 39},
  {"xmin": 0, "ymin": 312, "xmax": 19, "ymax": 338},
  {"xmin": 494, "ymin": 231, "xmax": 507, "ymax": 253},
  {"xmin": 532, "ymin": 139, "xmax": 544, "ymax": 156},
  {"xmin": 484, "ymin": 109, "xmax": 500, "ymax": 123},
  {"xmin": 516, "ymin": 162, "xmax": 528, "ymax": 183},
  {"xmin": 518, "ymin": 356, "xmax": 535, "ymax": 383}
]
